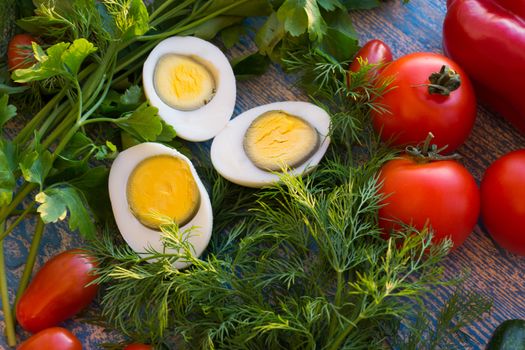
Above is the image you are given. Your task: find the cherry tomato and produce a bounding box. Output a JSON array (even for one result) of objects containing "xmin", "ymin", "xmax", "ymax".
[
  {"xmin": 123, "ymin": 344, "xmax": 153, "ymax": 350},
  {"xmin": 7, "ymin": 34, "xmax": 38, "ymax": 71},
  {"xmin": 347, "ymin": 39, "xmax": 393, "ymax": 88},
  {"xmin": 481, "ymin": 150, "xmax": 525, "ymax": 255},
  {"xmin": 349, "ymin": 39, "xmax": 393, "ymax": 73},
  {"xmin": 16, "ymin": 249, "xmax": 99, "ymax": 333},
  {"xmin": 371, "ymin": 52, "xmax": 476, "ymax": 153},
  {"xmin": 18, "ymin": 327, "xmax": 82, "ymax": 350},
  {"xmin": 378, "ymin": 155, "xmax": 480, "ymax": 248}
]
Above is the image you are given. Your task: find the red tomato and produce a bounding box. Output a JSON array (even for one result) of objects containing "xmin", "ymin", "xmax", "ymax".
[
  {"xmin": 123, "ymin": 344, "xmax": 153, "ymax": 350},
  {"xmin": 16, "ymin": 249, "xmax": 99, "ymax": 333},
  {"xmin": 18, "ymin": 327, "xmax": 82, "ymax": 350},
  {"xmin": 481, "ymin": 150, "xmax": 525, "ymax": 255},
  {"xmin": 349, "ymin": 39, "xmax": 393, "ymax": 73},
  {"xmin": 7, "ymin": 34, "xmax": 38, "ymax": 71},
  {"xmin": 371, "ymin": 52, "xmax": 476, "ymax": 153},
  {"xmin": 347, "ymin": 39, "xmax": 393, "ymax": 87},
  {"xmin": 378, "ymin": 156, "xmax": 480, "ymax": 248}
]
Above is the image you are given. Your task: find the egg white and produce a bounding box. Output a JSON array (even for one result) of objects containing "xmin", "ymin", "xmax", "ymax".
[
  {"xmin": 210, "ymin": 101, "xmax": 331, "ymax": 188},
  {"xmin": 108, "ymin": 142, "xmax": 213, "ymax": 269},
  {"xmin": 142, "ymin": 36, "xmax": 236, "ymax": 142}
]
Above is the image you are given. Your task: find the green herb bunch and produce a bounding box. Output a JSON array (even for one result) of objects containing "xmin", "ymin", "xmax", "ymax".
[{"xmin": 89, "ymin": 59, "xmax": 490, "ymax": 349}]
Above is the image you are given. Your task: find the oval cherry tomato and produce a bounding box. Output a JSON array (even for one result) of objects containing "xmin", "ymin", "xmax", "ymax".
[
  {"xmin": 347, "ymin": 39, "xmax": 393, "ymax": 88},
  {"xmin": 349, "ymin": 39, "xmax": 393, "ymax": 74},
  {"xmin": 378, "ymin": 156, "xmax": 480, "ymax": 248},
  {"xmin": 16, "ymin": 249, "xmax": 99, "ymax": 333},
  {"xmin": 371, "ymin": 52, "xmax": 476, "ymax": 153},
  {"xmin": 18, "ymin": 327, "xmax": 82, "ymax": 350},
  {"xmin": 123, "ymin": 344, "xmax": 153, "ymax": 350},
  {"xmin": 481, "ymin": 149, "xmax": 525, "ymax": 255},
  {"xmin": 7, "ymin": 34, "xmax": 38, "ymax": 71}
]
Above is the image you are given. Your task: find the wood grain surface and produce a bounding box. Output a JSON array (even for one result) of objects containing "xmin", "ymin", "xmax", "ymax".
[{"xmin": 2, "ymin": 0, "xmax": 524, "ymax": 349}]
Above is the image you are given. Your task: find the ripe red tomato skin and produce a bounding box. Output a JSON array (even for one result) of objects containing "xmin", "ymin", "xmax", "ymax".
[
  {"xmin": 371, "ymin": 52, "xmax": 476, "ymax": 153},
  {"xmin": 347, "ymin": 39, "xmax": 393, "ymax": 87},
  {"xmin": 481, "ymin": 150, "xmax": 525, "ymax": 255},
  {"xmin": 349, "ymin": 39, "xmax": 393, "ymax": 73},
  {"xmin": 16, "ymin": 249, "xmax": 99, "ymax": 333},
  {"xmin": 17, "ymin": 327, "xmax": 82, "ymax": 350},
  {"xmin": 123, "ymin": 344, "xmax": 153, "ymax": 350},
  {"xmin": 7, "ymin": 34, "xmax": 38, "ymax": 71},
  {"xmin": 378, "ymin": 156, "xmax": 480, "ymax": 249}
]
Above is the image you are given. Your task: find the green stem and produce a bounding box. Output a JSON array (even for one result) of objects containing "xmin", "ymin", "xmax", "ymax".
[
  {"xmin": 0, "ymin": 183, "xmax": 37, "ymax": 225},
  {"xmin": 328, "ymin": 271, "xmax": 344, "ymax": 338},
  {"xmin": 0, "ymin": 222, "xmax": 16, "ymax": 347},
  {"xmin": 14, "ymin": 89, "xmax": 67, "ymax": 145},
  {"xmin": 150, "ymin": 0, "xmax": 192, "ymax": 24},
  {"xmin": 138, "ymin": 0, "xmax": 250, "ymax": 41},
  {"xmin": 115, "ymin": 40, "xmax": 158, "ymax": 73},
  {"xmin": 328, "ymin": 315, "xmax": 363, "ymax": 350},
  {"xmin": 41, "ymin": 110, "xmax": 77, "ymax": 149},
  {"xmin": 0, "ymin": 203, "xmax": 36, "ymax": 242},
  {"xmin": 37, "ymin": 102, "xmax": 70, "ymax": 139},
  {"xmin": 14, "ymin": 219, "xmax": 45, "ymax": 309}
]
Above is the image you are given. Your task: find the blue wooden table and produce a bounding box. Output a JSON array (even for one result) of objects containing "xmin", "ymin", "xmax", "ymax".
[{"xmin": 2, "ymin": 1, "xmax": 524, "ymax": 349}]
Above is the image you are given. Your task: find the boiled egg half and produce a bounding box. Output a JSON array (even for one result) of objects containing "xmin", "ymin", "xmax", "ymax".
[
  {"xmin": 211, "ymin": 101, "xmax": 331, "ymax": 187},
  {"xmin": 143, "ymin": 36, "xmax": 236, "ymax": 142},
  {"xmin": 108, "ymin": 142, "xmax": 212, "ymax": 269}
]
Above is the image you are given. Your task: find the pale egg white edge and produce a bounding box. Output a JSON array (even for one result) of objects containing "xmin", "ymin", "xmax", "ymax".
[
  {"xmin": 143, "ymin": 36, "xmax": 236, "ymax": 142},
  {"xmin": 108, "ymin": 142, "xmax": 213, "ymax": 269},
  {"xmin": 210, "ymin": 101, "xmax": 331, "ymax": 188}
]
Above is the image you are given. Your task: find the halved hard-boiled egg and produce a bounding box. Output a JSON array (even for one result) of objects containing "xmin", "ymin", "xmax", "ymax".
[
  {"xmin": 211, "ymin": 101, "xmax": 331, "ymax": 188},
  {"xmin": 108, "ymin": 142, "xmax": 212, "ymax": 269},
  {"xmin": 143, "ymin": 36, "xmax": 236, "ymax": 142}
]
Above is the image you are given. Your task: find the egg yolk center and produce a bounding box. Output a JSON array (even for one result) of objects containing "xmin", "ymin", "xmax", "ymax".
[
  {"xmin": 154, "ymin": 54, "xmax": 216, "ymax": 111},
  {"xmin": 243, "ymin": 111, "xmax": 320, "ymax": 171},
  {"xmin": 127, "ymin": 155, "xmax": 201, "ymax": 229}
]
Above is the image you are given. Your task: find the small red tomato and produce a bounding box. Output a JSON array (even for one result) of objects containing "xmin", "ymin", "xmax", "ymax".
[
  {"xmin": 349, "ymin": 39, "xmax": 393, "ymax": 73},
  {"xmin": 123, "ymin": 344, "xmax": 153, "ymax": 350},
  {"xmin": 347, "ymin": 39, "xmax": 393, "ymax": 87},
  {"xmin": 16, "ymin": 249, "xmax": 99, "ymax": 333},
  {"xmin": 481, "ymin": 149, "xmax": 525, "ymax": 255},
  {"xmin": 371, "ymin": 52, "xmax": 476, "ymax": 153},
  {"xmin": 7, "ymin": 34, "xmax": 38, "ymax": 71},
  {"xmin": 378, "ymin": 155, "xmax": 480, "ymax": 248},
  {"xmin": 18, "ymin": 327, "xmax": 82, "ymax": 350}
]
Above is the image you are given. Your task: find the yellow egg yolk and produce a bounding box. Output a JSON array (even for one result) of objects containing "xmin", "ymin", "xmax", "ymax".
[
  {"xmin": 127, "ymin": 155, "xmax": 201, "ymax": 229},
  {"xmin": 154, "ymin": 54, "xmax": 216, "ymax": 111},
  {"xmin": 243, "ymin": 111, "xmax": 320, "ymax": 171}
]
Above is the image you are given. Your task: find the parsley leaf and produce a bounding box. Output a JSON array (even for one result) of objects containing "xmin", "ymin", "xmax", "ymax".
[
  {"xmin": 0, "ymin": 140, "xmax": 17, "ymax": 206},
  {"xmin": 36, "ymin": 186, "xmax": 96, "ymax": 239},
  {"xmin": 19, "ymin": 149, "xmax": 53, "ymax": 190},
  {"xmin": 111, "ymin": 103, "xmax": 176, "ymax": 142},
  {"xmin": 0, "ymin": 94, "xmax": 17, "ymax": 129},
  {"xmin": 69, "ymin": 166, "xmax": 111, "ymax": 223},
  {"xmin": 277, "ymin": 0, "xmax": 327, "ymax": 40},
  {"xmin": 12, "ymin": 39, "xmax": 97, "ymax": 83}
]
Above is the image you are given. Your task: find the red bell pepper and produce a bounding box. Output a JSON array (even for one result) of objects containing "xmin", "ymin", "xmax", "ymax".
[{"xmin": 443, "ymin": 0, "xmax": 525, "ymax": 134}]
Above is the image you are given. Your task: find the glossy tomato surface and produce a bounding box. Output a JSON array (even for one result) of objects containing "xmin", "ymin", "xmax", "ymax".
[
  {"xmin": 18, "ymin": 327, "xmax": 82, "ymax": 350},
  {"xmin": 123, "ymin": 344, "xmax": 153, "ymax": 350},
  {"xmin": 481, "ymin": 150, "xmax": 525, "ymax": 255},
  {"xmin": 371, "ymin": 52, "xmax": 476, "ymax": 153},
  {"xmin": 378, "ymin": 156, "xmax": 480, "ymax": 248},
  {"xmin": 16, "ymin": 249, "xmax": 99, "ymax": 333},
  {"xmin": 7, "ymin": 34, "xmax": 37, "ymax": 71},
  {"xmin": 349, "ymin": 39, "xmax": 393, "ymax": 73}
]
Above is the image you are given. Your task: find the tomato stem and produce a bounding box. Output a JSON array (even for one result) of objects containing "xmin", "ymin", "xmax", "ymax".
[
  {"xmin": 406, "ymin": 132, "xmax": 462, "ymax": 162},
  {"xmin": 427, "ymin": 65, "xmax": 461, "ymax": 96}
]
